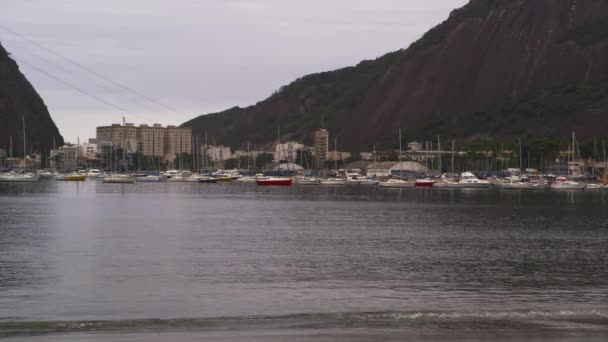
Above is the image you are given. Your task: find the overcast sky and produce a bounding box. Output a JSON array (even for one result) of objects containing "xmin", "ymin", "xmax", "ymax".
[{"xmin": 0, "ymin": 0, "xmax": 467, "ymax": 142}]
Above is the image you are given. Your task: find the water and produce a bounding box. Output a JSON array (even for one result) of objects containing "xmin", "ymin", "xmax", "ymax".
[{"xmin": 1, "ymin": 180, "xmax": 607, "ymax": 341}]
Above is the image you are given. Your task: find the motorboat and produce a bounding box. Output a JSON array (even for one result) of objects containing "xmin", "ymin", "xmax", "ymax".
[
  {"xmin": 550, "ymin": 177, "xmax": 587, "ymax": 190},
  {"xmin": 102, "ymin": 174, "xmax": 135, "ymax": 184},
  {"xmin": 320, "ymin": 178, "xmax": 347, "ymax": 186},
  {"xmin": 357, "ymin": 176, "xmax": 379, "ymax": 186},
  {"xmin": 415, "ymin": 178, "xmax": 436, "ymax": 188},
  {"xmin": 585, "ymin": 183, "xmax": 608, "ymax": 191},
  {"xmin": 236, "ymin": 174, "xmax": 263, "ymax": 183},
  {"xmin": 56, "ymin": 173, "xmax": 86, "ymax": 181},
  {"xmin": 86, "ymin": 169, "xmax": 103, "ymax": 178},
  {"xmin": 433, "ymin": 181, "xmax": 463, "ymax": 189},
  {"xmin": 198, "ymin": 176, "xmax": 218, "ymax": 183},
  {"xmin": 213, "ymin": 169, "xmax": 242, "ymax": 180},
  {"xmin": 295, "ymin": 176, "xmax": 320, "ymax": 185},
  {"xmin": 135, "ymin": 174, "xmax": 164, "ymax": 182},
  {"xmin": 0, "ymin": 172, "xmax": 39, "ymax": 183},
  {"xmin": 458, "ymin": 172, "xmax": 491, "ymax": 188},
  {"xmin": 36, "ymin": 169, "xmax": 56, "ymax": 178},
  {"xmin": 377, "ymin": 178, "xmax": 415, "ymax": 188},
  {"xmin": 256, "ymin": 176, "xmax": 293, "ymax": 186},
  {"xmin": 494, "ymin": 176, "xmax": 547, "ymax": 190}
]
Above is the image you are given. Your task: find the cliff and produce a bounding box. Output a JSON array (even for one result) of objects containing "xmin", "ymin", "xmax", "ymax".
[
  {"xmin": 0, "ymin": 42, "xmax": 63, "ymax": 155},
  {"xmin": 183, "ymin": 0, "xmax": 608, "ymax": 150}
]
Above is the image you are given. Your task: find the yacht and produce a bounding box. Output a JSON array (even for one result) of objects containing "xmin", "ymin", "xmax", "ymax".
[
  {"xmin": 458, "ymin": 172, "xmax": 491, "ymax": 188},
  {"xmin": 550, "ymin": 177, "xmax": 587, "ymax": 190},
  {"xmin": 295, "ymin": 176, "xmax": 320, "ymax": 185},
  {"xmin": 134, "ymin": 174, "xmax": 164, "ymax": 182},
  {"xmin": 85, "ymin": 169, "xmax": 103, "ymax": 178},
  {"xmin": 0, "ymin": 172, "xmax": 39, "ymax": 183},
  {"xmin": 494, "ymin": 176, "xmax": 547, "ymax": 190},
  {"xmin": 377, "ymin": 178, "xmax": 415, "ymax": 188},
  {"xmin": 56, "ymin": 173, "xmax": 86, "ymax": 181},
  {"xmin": 236, "ymin": 174, "xmax": 263, "ymax": 183},
  {"xmin": 320, "ymin": 178, "xmax": 347, "ymax": 186},
  {"xmin": 36, "ymin": 169, "xmax": 56, "ymax": 178},
  {"xmin": 256, "ymin": 176, "xmax": 293, "ymax": 186},
  {"xmin": 102, "ymin": 174, "xmax": 136, "ymax": 184}
]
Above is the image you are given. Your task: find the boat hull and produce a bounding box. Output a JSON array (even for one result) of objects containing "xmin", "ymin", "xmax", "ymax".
[
  {"xmin": 102, "ymin": 175, "xmax": 135, "ymax": 184},
  {"xmin": 256, "ymin": 178, "xmax": 292, "ymax": 186},
  {"xmin": 378, "ymin": 181, "xmax": 415, "ymax": 189},
  {"xmin": 415, "ymin": 179, "xmax": 435, "ymax": 188},
  {"xmin": 551, "ymin": 183, "xmax": 587, "ymax": 190},
  {"xmin": 56, "ymin": 175, "xmax": 86, "ymax": 182}
]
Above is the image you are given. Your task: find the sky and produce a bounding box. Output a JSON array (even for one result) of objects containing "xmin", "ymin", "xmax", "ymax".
[{"xmin": 0, "ymin": 0, "xmax": 467, "ymax": 143}]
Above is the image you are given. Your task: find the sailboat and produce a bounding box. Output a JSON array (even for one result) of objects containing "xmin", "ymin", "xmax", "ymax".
[
  {"xmin": 551, "ymin": 132, "xmax": 587, "ymax": 190},
  {"xmin": 1, "ymin": 116, "xmax": 40, "ymax": 183},
  {"xmin": 378, "ymin": 128, "xmax": 415, "ymax": 189},
  {"xmin": 257, "ymin": 124, "xmax": 292, "ymax": 186},
  {"xmin": 103, "ymin": 118, "xmax": 136, "ymax": 184},
  {"xmin": 495, "ymin": 138, "xmax": 547, "ymax": 190}
]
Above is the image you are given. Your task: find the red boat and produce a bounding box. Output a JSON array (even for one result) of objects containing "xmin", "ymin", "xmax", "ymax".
[
  {"xmin": 256, "ymin": 177, "xmax": 293, "ymax": 187},
  {"xmin": 415, "ymin": 178, "xmax": 436, "ymax": 188}
]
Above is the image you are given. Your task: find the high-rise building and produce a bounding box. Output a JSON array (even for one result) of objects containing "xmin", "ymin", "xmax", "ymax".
[
  {"xmin": 138, "ymin": 124, "xmax": 165, "ymax": 157},
  {"xmin": 314, "ymin": 129, "xmax": 329, "ymax": 169},
  {"xmin": 96, "ymin": 123, "xmax": 192, "ymax": 161},
  {"xmin": 164, "ymin": 126, "xmax": 192, "ymax": 160}
]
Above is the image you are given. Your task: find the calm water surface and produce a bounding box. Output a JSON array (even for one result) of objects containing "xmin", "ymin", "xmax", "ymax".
[{"xmin": 0, "ymin": 180, "xmax": 607, "ymax": 341}]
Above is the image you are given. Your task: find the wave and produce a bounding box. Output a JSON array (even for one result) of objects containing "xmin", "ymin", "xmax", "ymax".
[{"xmin": 1, "ymin": 310, "xmax": 607, "ymax": 337}]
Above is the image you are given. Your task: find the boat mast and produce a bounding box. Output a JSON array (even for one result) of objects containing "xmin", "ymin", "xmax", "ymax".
[
  {"xmin": 603, "ymin": 139, "xmax": 607, "ymax": 184},
  {"xmin": 22, "ymin": 116, "xmax": 26, "ymax": 169},
  {"xmin": 123, "ymin": 117, "xmax": 128, "ymax": 174},
  {"xmin": 398, "ymin": 128, "xmax": 402, "ymax": 178},
  {"xmin": 451, "ymin": 140, "xmax": 455, "ymax": 174},
  {"xmin": 519, "ymin": 137, "xmax": 523, "ymax": 175},
  {"xmin": 334, "ymin": 136, "xmax": 338, "ymax": 173},
  {"xmin": 9, "ymin": 136, "xmax": 12, "ymax": 169},
  {"xmin": 437, "ymin": 136, "xmax": 441, "ymax": 174}
]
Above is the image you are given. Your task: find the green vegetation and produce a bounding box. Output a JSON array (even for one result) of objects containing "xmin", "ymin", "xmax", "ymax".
[
  {"xmin": 557, "ymin": 21, "xmax": 608, "ymax": 47},
  {"xmin": 424, "ymin": 81, "xmax": 608, "ymax": 140}
]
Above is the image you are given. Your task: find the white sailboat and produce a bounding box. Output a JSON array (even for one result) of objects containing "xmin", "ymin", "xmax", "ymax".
[{"xmin": 551, "ymin": 133, "xmax": 586, "ymax": 190}]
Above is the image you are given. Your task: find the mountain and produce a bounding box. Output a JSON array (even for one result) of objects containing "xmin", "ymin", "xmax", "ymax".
[
  {"xmin": 183, "ymin": 0, "xmax": 608, "ymax": 151},
  {"xmin": 0, "ymin": 42, "xmax": 63, "ymax": 156}
]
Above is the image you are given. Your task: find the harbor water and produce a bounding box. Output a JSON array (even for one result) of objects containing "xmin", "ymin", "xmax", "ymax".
[{"xmin": 1, "ymin": 181, "xmax": 607, "ymax": 341}]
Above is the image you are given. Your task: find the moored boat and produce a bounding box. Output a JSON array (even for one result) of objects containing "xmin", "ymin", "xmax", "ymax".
[
  {"xmin": 102, "ymin": 174, "xmax": 135, "ymax": 184},
  {"xmin": 458, "ymin": 172, "xmax": 491, "ymax": 188},
  {"xmin": 295, "ymin": 176, "xmax": 320, "ymax": 185},
  {"xmin": 256, "ymin": 176, "xmax": 293, "ymax": 186},
  {"xmin": 0, "ymin": 172, "xmax": 39, "ymax": 183},
  {"xmin": 319, "ymin": 178, "xmax": 347, "ymax": 186},
  {"xmin": 550, "ymin": 177, "xmax": 586, "ymax": 190},
  {"xmin": 56, "ymin": 173, "xmax": 86, "ymax": 182},
  {"xmin": 378, "ymin": 178, "xmax": 415, "ymax": 188},
  {"xmin": 415, "ymin": 178, "xmax": 436, "ymax": 188}
]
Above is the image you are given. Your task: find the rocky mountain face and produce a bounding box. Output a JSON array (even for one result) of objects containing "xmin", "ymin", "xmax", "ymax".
[
  {"xmin": 0, "ymin": 43, "xmax": 63, "ymax": 156},
  {"xmin": 183, "ymin": 0, "xmax": 608, "ymax": 151}
]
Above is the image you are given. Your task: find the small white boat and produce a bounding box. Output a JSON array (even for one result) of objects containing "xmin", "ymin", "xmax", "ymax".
[
  {"xmin": 256, "ymin": 176, "xmax": 293, "ymax": 186},
  {"xmin": 433, "ymin": 181, "xmax": 463, "ymax": 189},
  {"xmin": 236, "ymin": 174, "xmax": 263, "ymax": 183},
  {"xmin": 0, "ymin": 172, "xmax": 39, "ymax": 183},
  {"xmin": 357, "ymin": 177, "xmax": 379, "ymax": 186},
  {"xmin": 377, "ymin": 178, "xmax": 415, "ymax": 188},
  {"xmin": 135, "ymin": 174, "xmax": 163, "ymax": 182},
  {"xmin": 56, "ymin": 173, "xmax": 86, "ymax": 181},
  {"xmin": 86, "ymin": 169, "xmax": 103, "ymax": 178},
  {"xmin": 36, "ymin": 170, "xmax": 56, "ymax": 178},
  {"xmin": 494, "ymin": 177, "xmax": 548, "ymax": 190},
  {"xmin": 585, "ymin": 183, "xmax": 607, "ymax": 191},
  {"xmin": 320, "ymin": 178, "xmax": 347, "ymax": 186},
  {"xmin": 102, "ymin": 174, "xmax": 136, "ymax": 184},
  {"xmin": 458, "ymin": 172, "xmax": 491, "ymax": 189},
  {"xmin": 295, "ymin": 176, "xmax": 320, "ymax": 185},
  {"xmin": 550, "ymin": 177, "xmax": 587, "ymax": 190}
]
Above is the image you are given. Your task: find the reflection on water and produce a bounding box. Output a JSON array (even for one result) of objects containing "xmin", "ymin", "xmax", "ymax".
[{"xmin": 0, "ymin": 180, "xmax": 607, "ymax": 340}]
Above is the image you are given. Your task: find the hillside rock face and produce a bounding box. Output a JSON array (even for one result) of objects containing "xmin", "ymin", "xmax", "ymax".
[
  {"xmin": 0, "ymin": 43, "xmax": 63, "ymax": 155},
  {"xmin": 183, "ymin": 0, "xmax": 608, "ymax": 150}
]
